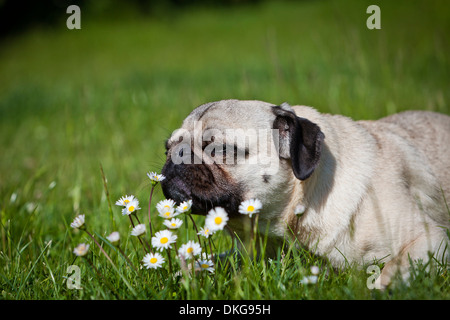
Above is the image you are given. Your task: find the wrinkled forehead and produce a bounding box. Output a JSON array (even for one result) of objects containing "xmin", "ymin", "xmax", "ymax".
[{"xmin": 181, "ymin": 100, "xmax": 276, "ymax": 133}]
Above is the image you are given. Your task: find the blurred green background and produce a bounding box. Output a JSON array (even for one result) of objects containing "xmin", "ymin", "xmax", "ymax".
[{"xmin": 0, "ymin": 0, "xmax": 449, "ymax": 299}]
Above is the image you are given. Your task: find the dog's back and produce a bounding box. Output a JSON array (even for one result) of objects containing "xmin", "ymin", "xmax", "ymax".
[
  {"xmin": 358, "ymin": 111, "xmax": 450, "ymax": 229},
  {"xmin": 344, "ymin": 110, "xmax": 449, "ymax": 287},
  {"xmin": 379, "ymin": 111, "xmax": 450, "ymax": 203}
]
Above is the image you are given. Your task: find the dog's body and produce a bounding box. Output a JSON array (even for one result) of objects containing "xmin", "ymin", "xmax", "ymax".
[{"xmin": 161, "ymin": 99, "xmax": 450, "ymax": 287}]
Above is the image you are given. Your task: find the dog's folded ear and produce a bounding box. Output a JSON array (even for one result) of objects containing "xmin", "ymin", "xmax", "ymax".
[{"xmin": 272, "ymin": 103, "xmax": 325, "ymax": 180}]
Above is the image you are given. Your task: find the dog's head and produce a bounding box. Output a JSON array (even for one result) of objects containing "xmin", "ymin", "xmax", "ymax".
[{"xmin": 160, "ymin": 99, "xmax": 324, "ymax": 218}]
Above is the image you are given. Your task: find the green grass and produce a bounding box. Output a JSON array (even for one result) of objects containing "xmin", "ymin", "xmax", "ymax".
[{"xmin": 0, "ymin": 0, "xmax": 449, "ymax": 300}]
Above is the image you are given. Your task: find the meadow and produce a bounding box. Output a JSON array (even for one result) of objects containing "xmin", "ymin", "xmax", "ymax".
[{"xmin": 0, "ymin": 0, "xmax": 449, "ymax": 300}]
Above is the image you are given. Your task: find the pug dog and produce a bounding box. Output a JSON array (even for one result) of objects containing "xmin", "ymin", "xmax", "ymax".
[{"xmin": 160, "ymin": 99, "xmax": 450, "ymax": 288}]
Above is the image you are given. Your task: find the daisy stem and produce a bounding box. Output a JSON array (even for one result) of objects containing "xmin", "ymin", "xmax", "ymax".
[
  {"xmin": 134, "ymin": 213, "xmax": 142, "ymax": 225},
  {"xmin": 128, "ymin": 215, "xmax": 135, "ymax": 228},
  {"xmin": 84, "ymin": 230, "xmax": 115, "ymax": 267},
  {"xmin": 130, "ymin": 215, "xmax": 149, "ymax": 253},
  {"xmin": 253, "ymin": 214, "xmax": 260, "ymax": 239},
  {"xmin": 100, "ymin": 163, "xmax": 115, "ymax": 230},
  {"xmin": 250, "ymin": 214, "xmax": 260, "ymax": 259},
  {"xmin": 138, "ymin": 237, "xmax": 149, "ymax": 254},
  {"xmin": 133, "ymin": 211, "xmax": 147, "ymax": 235},
  {"xmin": 208, "ymin": 237, "xmax": 215, "ymax": 264},
  {"xmin": 148, "ymin": 185, "xmax": 155, "ymax": 239},
  {"xmin": 142, "ymin": 237, "xmax": 152, "ymax": 253},
  {"xmin": 250, "ymin": 215, "xmax": 255, "ymax": 242},
  {"xmin": 166, "ymin": 248, "xmax": 173, "ymax": 274},
  {"xmin": 128, "ymin": 216, "xmax": 149, "ymax": 254},
  {"xmin": 187, "ymin": 213, "xmax": 203, "ymax": 245}
]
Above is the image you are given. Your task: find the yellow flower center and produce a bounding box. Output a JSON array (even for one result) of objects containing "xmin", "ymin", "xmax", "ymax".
[
  {"xmin": 247, "ymin": 205, "xmax": 255, "ymax": 212},
  {"xmin": 201, "ymin": 264, "xmax": 209, "ymax": 269},
  {"xmin": 183, "ymin": 206, "xmax": 188, "ymax": 210},
  {"xmin": 164, "ymin": 205, "xmax": 170, "ymax": 208},
  {"xmin": 171, "ymin": 223, "xmax": 176, "ymax": 227},
  {"xmin": 187, "ymin": 247, "xmax": 194, "ymax": 254},
  {"xmin": 214, "ymin": 217, "xmax": 222, "ymax": 225},
  {"xmin": 150, "ymin": 257, "xmax": 157, "ymax": 264},
  {"xmin": 164, "ymin": 211, "xmax": 171, "ymax": 217},
  {"xmin": 160, "ymin": 237, "xmax": 169, "ymax": 244},
  {"xmin": 128, "ymin": 206, "xmax": 135, "ymax": 212},
  {"xmin": 124, "ymin": 199, "xmax": 130, "ymax": 204}
]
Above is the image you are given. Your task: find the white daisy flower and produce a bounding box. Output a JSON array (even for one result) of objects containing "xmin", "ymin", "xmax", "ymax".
[
  {"xmin": 70, "ymin": 214, "xmax": 85, "ymax": 229},
  {"xmin": 142, "ymin": 252, "xmax": 165, "ymax": 269},
  {"xmin": 156, "ymin": 199, "xmax": 179, "ymax": 219},
  {"xmin": 300, "ymin": 275, "xmax": 318, "ymax": 285},
  {"xmin": 178, "ymin": 240, "xmax": 202, "ymax": 260},
  {"xmin": 205, "ymin": 207, "xmax": 229, "ymax": 232},
  {"xmin": 130, "ymin": 224, "xmax": 146, "ymax": 237},
  {"xmin": 238, "ymin": 199, "xmax": 263, "ymax": 218},
  {"xmin": 156, "ymin": 199, "xmax": 176, "ymax": 212},
  {"xmin": 163, "ymin": 218, "xmax": 183, "ymax": 230},
  {"xmin": 197, "ymin": 226, "xmax": 214, "ymax": 238},
  {"xmin": 115, "ymin": 194, "xmax": 136, "ymax": 207},
  {"xmin": 157, "ymin": 206, "xmax": 179, "ymax": 219},
  {"xmin": 294, "ymin": 204, "xmax": 306, "ymax": 216},
  {"xmin": 73, "ymin": 243, "xmax": 89, "ymax": 257},
  {"xmin": 176, "ymin": 200, "xmax": 193, "ymax": 214},
  {"xmin": 122, "ymin": 198, "xmax": 141, "ymax": 216},
  {"xmin": 310, "ymin": 265, "xmax": 320, "ymax": 275},
  {"xmin": 147, "ymin": 172, "xmax": 166, "ymax": 185},
  {"xmin": 197, "ymin": 259, "xmax": 214, "ymax": 273},
  {"xmin": 106, "ymin": 231, "xmax": 120, "ymax": 245},
  {"xmin": 151, "ymin": 230, "xmax": 177, "ymax": 251},
  {"xmin": 10, "ymin": 192, "xmax": 17, "ymax": 203}
]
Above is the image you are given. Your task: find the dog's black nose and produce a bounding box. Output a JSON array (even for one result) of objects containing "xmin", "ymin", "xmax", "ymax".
[{"xmin": 160, "ymin": 161, "xmax": 192, "ymax": 203}]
